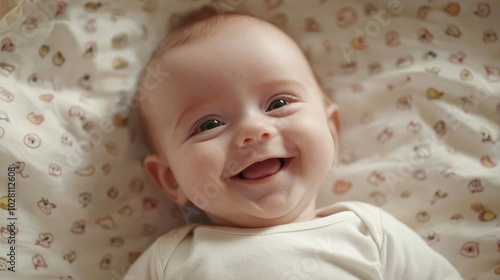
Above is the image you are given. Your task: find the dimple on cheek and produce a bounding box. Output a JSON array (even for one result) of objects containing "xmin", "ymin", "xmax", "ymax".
[{"xmin": 223, "ymin": 160, "xmax": 239, "ymax": 179}]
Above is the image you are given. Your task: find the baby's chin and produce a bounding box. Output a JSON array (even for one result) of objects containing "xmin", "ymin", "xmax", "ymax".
[{"xmin": 205, "ymin": 205, "xmax": 317, "ymax": 228}]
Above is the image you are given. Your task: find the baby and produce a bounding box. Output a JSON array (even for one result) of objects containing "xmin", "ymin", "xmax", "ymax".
[{"xmin": 126, "ymin": 6, "xmax": 462, "ymax": 280}]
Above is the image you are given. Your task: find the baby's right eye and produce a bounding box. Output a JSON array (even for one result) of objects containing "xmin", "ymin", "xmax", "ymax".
[{"xmin": 198, "ymin": 119, "xmax": 224, "ymax": 132}]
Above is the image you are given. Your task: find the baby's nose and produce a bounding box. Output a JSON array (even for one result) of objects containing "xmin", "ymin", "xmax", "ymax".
[
  {"xmin": 237, "ymin": 121, "xmax": 276, "ymax": 147},
  {"xmin": 243, "ymin": 131, "xmax": 271, "ymax": 145}
]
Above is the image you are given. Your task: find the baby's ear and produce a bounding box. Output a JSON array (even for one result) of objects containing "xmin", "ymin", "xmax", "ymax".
[
  {"xmin": 143, "ymin": 155, "xmax": 189, "ymax": 205},
  {"xmin": 325, "ymin": 101, "xmax": 341, "ymax": 167},
  {"xmin": 326, "ymin": 103, "xmax": 341, "ymax": 137}
]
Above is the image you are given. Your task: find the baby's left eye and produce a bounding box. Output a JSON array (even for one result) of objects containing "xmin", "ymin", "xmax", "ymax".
[{"xmin": 266, "ymin": 99, "xmax": 289, "ymax": 112}]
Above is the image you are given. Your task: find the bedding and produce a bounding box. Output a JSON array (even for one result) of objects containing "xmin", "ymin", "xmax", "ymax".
[{"xmin": 0, "ymin": 0, "xmax": 498, "ymax": 279}]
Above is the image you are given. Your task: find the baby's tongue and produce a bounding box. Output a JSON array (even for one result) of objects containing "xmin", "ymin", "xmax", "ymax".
[{"xmin": 241, "ymin": 158, "xmax": 281, "ymax": 180}]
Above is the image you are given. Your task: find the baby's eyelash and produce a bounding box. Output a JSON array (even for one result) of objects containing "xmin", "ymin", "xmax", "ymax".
[
  {"xmin": 197, "ymin": 119, "xmax": 224, "ymax": 132},
  {"xmin": 189, "ymin": 117, "xmax": 225, "ymax": 136},
  {"xmin": 266, "ymin": 99, "xmax": 289, "ymax": 111},
  {"xmin": 266, "ymin": 94, "xmax": 299, "ymax": 110}
]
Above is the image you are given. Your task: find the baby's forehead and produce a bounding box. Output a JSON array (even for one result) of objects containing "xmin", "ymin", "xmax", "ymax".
[
  {"xmin": 161, "ymin": 13, "xmax": 297, "ymax": 58},
  {"xmin": 155, "ymin": 14, "xmax": 320, "ymax": 92}
]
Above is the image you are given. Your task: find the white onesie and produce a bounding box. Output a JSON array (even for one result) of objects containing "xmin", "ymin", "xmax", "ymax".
[{"xmin": 125, "ymin": 201, "xmax": 462, "ymax": 280}]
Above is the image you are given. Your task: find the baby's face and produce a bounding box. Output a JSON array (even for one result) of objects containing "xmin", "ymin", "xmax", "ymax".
[{"xmin": 145, "ymin": 17, "xmax": 338, "ymax": 227}]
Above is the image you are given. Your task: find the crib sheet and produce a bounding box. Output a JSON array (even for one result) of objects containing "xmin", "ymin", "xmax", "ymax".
[{"xmin": 0, "ymin": 0, "xmax": 498, "ymax": 279}]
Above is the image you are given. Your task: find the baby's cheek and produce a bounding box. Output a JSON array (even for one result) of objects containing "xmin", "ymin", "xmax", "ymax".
[
  {"xmin": 188, "ymin": 144, "xmax": 224, "ymax": 177},
  {"xmin": 286, "ymin": 112, "xmax": 327, "ymax": 137},
  {"xmin": 292, "ymin": 113, "xmax": 334, "ymax": 157},
  {"xmin": 179, "ymin": 146, "xmax": 226, "ymax": 210}
]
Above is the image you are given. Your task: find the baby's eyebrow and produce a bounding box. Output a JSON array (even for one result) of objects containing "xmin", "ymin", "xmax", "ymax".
[
  {"xmin": 174, "ymin": 99, "xmax": 215, "ymax": 132},
  {"xmin": 256, "ymin": 79, "xmax": 307, "ymax": 93}
]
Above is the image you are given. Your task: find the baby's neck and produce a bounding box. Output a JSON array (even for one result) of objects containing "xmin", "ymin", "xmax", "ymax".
[{"xmin": 206, "ymin": 202, "xmax": 319, "ymax": 228}]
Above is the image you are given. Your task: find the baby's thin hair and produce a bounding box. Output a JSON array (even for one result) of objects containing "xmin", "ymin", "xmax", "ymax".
[{"xmin": 154, "ymin": 5, "xmax": 250, "ymax": 58}]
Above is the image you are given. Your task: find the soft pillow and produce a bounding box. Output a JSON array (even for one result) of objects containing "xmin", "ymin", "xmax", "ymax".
[
  {"xmin": 0, "ymin": 1, "xmax": 188, "ymax": 278},
  {"xmin": 302, "ymin": 1, "xmax": 500, "ymax": 278}
]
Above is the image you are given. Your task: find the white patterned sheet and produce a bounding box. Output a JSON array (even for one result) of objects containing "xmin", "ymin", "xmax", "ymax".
[{"xmin": 0, "ymin": 0, "xmax": 498, "ymax": 279}]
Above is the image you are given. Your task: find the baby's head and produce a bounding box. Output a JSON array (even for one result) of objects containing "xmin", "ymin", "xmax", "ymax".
[{"xmin": 138, "ymin": 6, "xmax": 340, "ymax": 228}]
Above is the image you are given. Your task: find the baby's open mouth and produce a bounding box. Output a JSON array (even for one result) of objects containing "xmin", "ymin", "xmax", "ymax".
[{"xmin": 237, "ymin": 158, "xmax": 286, "ymax": 180}]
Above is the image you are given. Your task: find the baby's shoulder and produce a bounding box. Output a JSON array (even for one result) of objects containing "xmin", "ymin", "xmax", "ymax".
[
  {"xmin": 155, "ymin": 223, "xmax": 199, "ymax": 255},
  {"xmin": 317, "ymin": 201, "xmax": 394, "ymax": 245}
]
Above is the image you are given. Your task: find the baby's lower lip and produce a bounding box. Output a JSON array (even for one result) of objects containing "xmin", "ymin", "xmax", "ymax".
[
  {"xmin": 229, "ymin": 158, "xmax": 293, "ymax": 201},
  {"xmin": 232, "ymin": 158, "xmax": 291, "ymax": 182}
]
